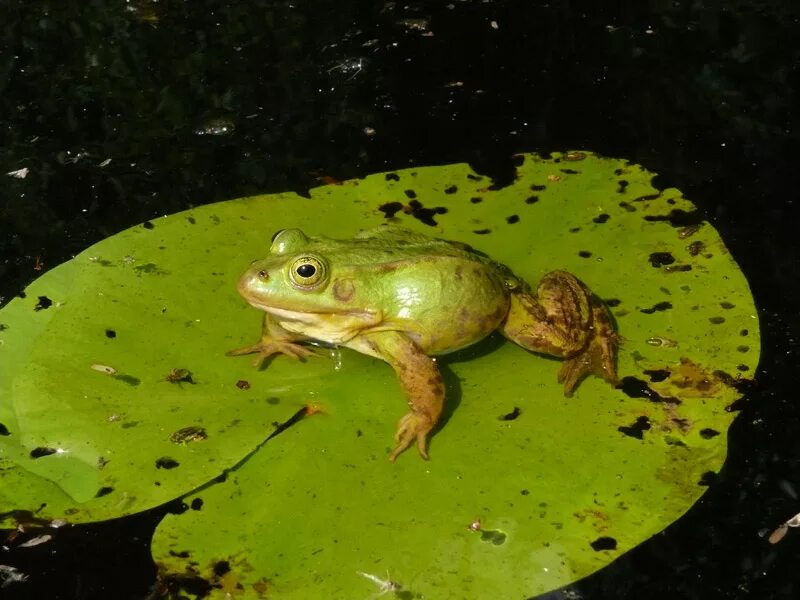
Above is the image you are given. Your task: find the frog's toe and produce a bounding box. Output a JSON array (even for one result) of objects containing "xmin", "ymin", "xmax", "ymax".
[
  {"xmin": 228, "ymin": 340, "xmax": 319, "ymax": 368},
  {"xmin": 557, "ymin": 333, "xmax": 619, "ymax": 395},
  {"xmin": 226, "ymin": 343, "xmax": 264, "ymax": 357},
  {"xmin": 389, "ymin": 412, "xmax": 432, "ymax": 462},
  {"xmin": 251, "ymin": 352, "xmax": 270, "ymax": 368},
  {"xmin": 557, "ymin": 356, "xmax": 587, "ymax": 396},
  {"xmin": 278, "ymin": 342, "xmax": 319, "ymax": 361}
]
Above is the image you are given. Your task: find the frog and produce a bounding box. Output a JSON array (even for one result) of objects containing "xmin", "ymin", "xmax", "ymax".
[{"xmin": 228, "ymin": 227, "xmax": 618, "ymax": 462}]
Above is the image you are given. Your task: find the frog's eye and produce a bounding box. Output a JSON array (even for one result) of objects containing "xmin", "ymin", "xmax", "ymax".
[{"xmin": 289, "ymin": 256, "xmax": 326, "ymax": 288}]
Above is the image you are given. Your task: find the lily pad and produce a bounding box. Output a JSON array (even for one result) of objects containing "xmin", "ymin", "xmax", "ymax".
[{"xmin": 0, "ymin": 152, "xmax": 758, "ymax": 598}]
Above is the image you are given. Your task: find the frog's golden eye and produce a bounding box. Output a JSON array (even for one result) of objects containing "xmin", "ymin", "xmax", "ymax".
[{"xmin": 289, "ymin": 256, "xmax": 326, "ymax": 288}]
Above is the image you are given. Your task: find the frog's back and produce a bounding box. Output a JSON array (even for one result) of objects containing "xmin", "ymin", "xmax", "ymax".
[{"xmin": 331, "ymin": 226, "xmax": 500, "ymax": 268}]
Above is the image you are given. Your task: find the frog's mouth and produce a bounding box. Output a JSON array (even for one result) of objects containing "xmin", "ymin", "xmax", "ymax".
[{"xmin": 247, "ymin": 301, "xmax": 378, "ymax": 321}]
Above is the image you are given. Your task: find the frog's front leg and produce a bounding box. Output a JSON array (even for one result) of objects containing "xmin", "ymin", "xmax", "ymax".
[
  {"xmin": 501, "ymin": 270, "xmax": 618, "ymax": 395},
  {"xmin": 353, "ymin": 331, "xmax": 444, "ymax": 462},
  {"xmin": 227, "ymin": 313, "xmax": 317, "ymax": 367}
]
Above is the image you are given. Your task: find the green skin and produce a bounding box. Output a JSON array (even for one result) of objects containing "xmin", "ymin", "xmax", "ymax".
[{"xmin": 229, "ymin": 227, "xmax": 618, "ymax": 461}]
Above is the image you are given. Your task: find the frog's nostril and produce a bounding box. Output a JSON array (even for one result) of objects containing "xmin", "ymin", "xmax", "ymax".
[{"xmin": 258, "ymin": 270, "xmax": 268, "ymax": 279}]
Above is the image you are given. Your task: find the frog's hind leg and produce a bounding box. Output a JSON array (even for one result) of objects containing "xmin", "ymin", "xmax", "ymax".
[{"xmin": 501, "ymin": 270, "xmax": 619, "ymax": 395}]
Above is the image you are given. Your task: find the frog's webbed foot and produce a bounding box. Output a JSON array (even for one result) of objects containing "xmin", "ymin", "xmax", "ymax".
[
  {"xmin": 226, "ymin": 339, "xmax": 319, "ymax": 368},
  {"xmin": 558, "ymin": 303, "xmax": 619, "ymax": 395},
  {"xmin": 389, "ymin": 412, "xmax": 434, "ymax": 462},
  {"xmin": 228, "ymin": 314, "xmax": 319, "ymax": 367}
]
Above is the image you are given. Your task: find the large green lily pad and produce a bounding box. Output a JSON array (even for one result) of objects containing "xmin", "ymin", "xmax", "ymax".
[{"xmin": 0, "ymin": 152, "xmax": 758, "ymax": 597}]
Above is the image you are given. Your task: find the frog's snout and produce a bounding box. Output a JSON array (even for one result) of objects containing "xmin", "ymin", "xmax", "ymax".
[{"xmin": 237, "ymin": 269, "xmax": 261, "ymax": 294}]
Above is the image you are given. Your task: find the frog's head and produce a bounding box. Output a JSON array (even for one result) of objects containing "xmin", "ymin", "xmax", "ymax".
[
  {"xmin": 237, "ymin": 229, "xmax": 376, "ymax": 324},
  {"xmin": 238, "ymin": 229, "xmax": 327, "ymax": 310}
]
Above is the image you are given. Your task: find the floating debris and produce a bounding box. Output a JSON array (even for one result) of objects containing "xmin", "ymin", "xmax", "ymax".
[
  {"xmin": 170, "ymin": 426, "xmax": 208, "ymax": 445},
  {"xmin": 166, "ymin": 368, "xmax": 194, "ymax": 384},
  {"xmin": 327, "ymin": 57, "xmax": 367, "ymax": 80},
  {"xmin": 91, "ymin": 363, "xmax": 117, "ymax": 376},
  {"xmin": 767, "ymin": 511, "xmax": 800, "ymax": 544},
  {"xmin": 17, "ymin": 534, "xmax": 53, "ymax": 548},
  {"xmin": 194, "ymin": 117, "xmax": 235, "ymax": 136},
  {"xmin": 646, "ymin": 336, "xmax": 679, "ymax": 348},
  {"xmin": 357, "ymin": 570, "xmax": 401, "ymax": 596},
  {"xmin": 0, "ymin": 565, "xmax": 29, "ymax": 588}
]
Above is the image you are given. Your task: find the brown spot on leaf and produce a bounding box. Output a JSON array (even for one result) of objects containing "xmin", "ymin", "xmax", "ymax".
[
  {"xmin": 590, "ymin": 536, "xmax": 617, "ymax": 551},
  {"xmin": 618, "ymin": 416, "xmax": 651, "ymax": 439},
  {"xmin": 664, "ymin": 264, "xmax": 692, "ymax": 272},
  {"xmin": 643, "ymin": 369, "xmax": 670, "ymax": 382},
  {"xmin": 378, "ymin": 201, "xmax": 404, "ymax": 218},
  {"xmin": 640, "ymin": 301, "xmax": 672, "ymax": 314},
  {"xmin": 634, "ymin": 193, "xmax": 661, "ymax": 202},
  {"xmin": 644, "ymin": 209, "xmax": 703, "ymax": 228},
  {"xmin": 30, "ymin": 447, "xmax": 58, "ymax": 459},
  {"xmin": 648, "ymin": 252, "xmax": 675, "ymax": 267},
  {"xmin": 34, "ymin": 296, "xmax": 53, "ymax": 311},
  {"xmin": 687, "ymin": 240, "xmax": 706, "ymax": 255},
  {"xmin": 653, "ymin": 358, "xmax": 721, "ymax": 398},
  {"xmin": 499, "ymin": 407, "xmax": 521, "ymax": 421}
]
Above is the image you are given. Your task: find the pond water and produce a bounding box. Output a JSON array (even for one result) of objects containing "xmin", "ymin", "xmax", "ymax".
[{"xmin": 1, "ymin": 2, "xmax": 798, "ymax": 599}]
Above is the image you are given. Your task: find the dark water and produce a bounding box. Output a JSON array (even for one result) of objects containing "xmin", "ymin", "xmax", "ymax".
[{"xmin": 1, "ymin": 1, "xmax": 799, "ymax": 598}]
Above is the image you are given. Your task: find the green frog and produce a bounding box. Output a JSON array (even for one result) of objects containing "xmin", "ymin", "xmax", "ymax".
[{"xmin": 229, "ymin": 227, "xmax": 618, "ymax": 461}]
